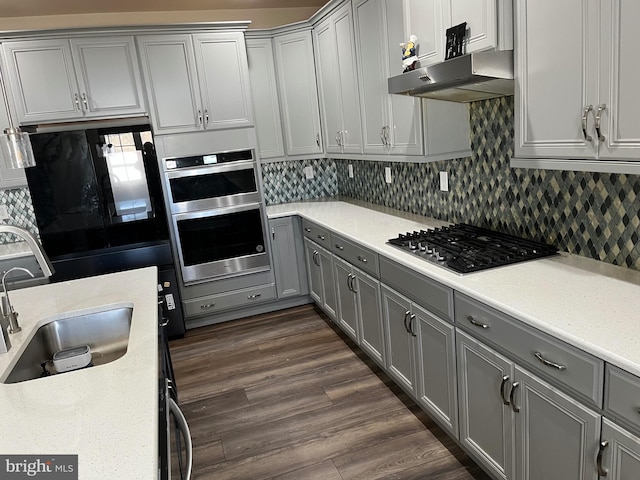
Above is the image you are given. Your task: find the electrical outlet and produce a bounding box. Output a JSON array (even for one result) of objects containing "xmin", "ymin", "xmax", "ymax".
[
  {"xmin": 304, "ymin": 165, "xmax": 314, "ymax": 179},
  {"xmin": 439, "ymin": 171, "xmax": 449, "ymax": 192},
  {"xmin": 0, "ymin": 205, "xmax": 9, "ymax": 221},
  {"xmin": 385, "ymin": 166, "xmax": 392, "ymax": 184},
  {"xmin": 348, "ymin": 164, "xmax": 354, "ymax": 178}
]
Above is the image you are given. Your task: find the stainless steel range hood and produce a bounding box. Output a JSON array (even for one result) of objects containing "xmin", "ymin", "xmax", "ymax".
[{"xmin": 388, "ymin": 50, "xmax": 513, "ymax": 102}]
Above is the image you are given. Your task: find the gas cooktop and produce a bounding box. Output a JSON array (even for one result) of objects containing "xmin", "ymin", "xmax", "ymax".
[{"xmin": 387, "ymin": 223, "xmax": 558, "ymax": 274}]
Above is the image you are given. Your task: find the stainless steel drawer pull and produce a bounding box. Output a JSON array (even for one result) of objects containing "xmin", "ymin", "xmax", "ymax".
[
  {"xmin": 534, "ymin": 351, "xmax": 566, "ymax": 371},
  {"xmin": 200, "ymin": 303, "xmax": 215, "ymax": 309},
  {"xmin": 409, "ymin": 313, "xmax": 416, "ymax": 337},
  {"xmin": 509, "ymin": 382, "xmax": 520, "ymax": 413},
  {"xmin": 312, "ymin": 250, "xmax": 319, "ymax": 266},
  {"xmin": 318, "ymin": 235, "xmax": 326, "ymax": 241},
  {"xmin": 467, "ymin": 315, "xmax": 489, "ymax": 329},
  {"xmin": 247, "ymin": 293, "xmax": 262, "ymax": 299},
  {"xmin": 357, "ymin": 256, "xmax": 368, "ymax": 263},
  {"xmin": 500, "ymin": 375, "xmax": 511, "ymax": 405},
  {"xmin": 304, "ymin": 227, "xmax": 312, "ymax": 233},
  {"xmin": 597, "ymin": 440, "xmax": 609, "ymax": 477},
  {"xmin": 335, "ymin": 244, "xmax": 344, "ymax": 250}
]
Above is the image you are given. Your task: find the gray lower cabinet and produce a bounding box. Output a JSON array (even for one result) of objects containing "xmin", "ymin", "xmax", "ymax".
[
  {"xmin": 303, "ymin": 237, "xmax": 336, "ymax": 320},
  {"xmin": 600, "ymin": 418, "xmax": 640, "ymax": 479},
  {"xmin": 269, "ymin": 216, "xmax": 308, "ymax": 299},
  {"xmin": 457, "ymin": 328, "xmax": 602, "ymax": 480},
  {"xmin": 333, "ymin": 256, "xmax": 385, "ymax": 366}
]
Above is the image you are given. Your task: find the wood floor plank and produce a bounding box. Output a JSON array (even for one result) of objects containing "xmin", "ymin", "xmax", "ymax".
[{"xmin": 170, "ymin": 304, "xmax": 487, "ymax": 480}]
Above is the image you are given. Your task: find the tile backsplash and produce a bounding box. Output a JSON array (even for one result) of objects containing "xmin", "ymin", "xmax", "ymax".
[
  {"xmin": 260, "ymin": 158, "xmax": 338, "ymax": 204},
  {"xmin": 264, "ymin": 97, "xmax": 640, "ymax": 271},
  {"xmin": 0, "ymin": 187, "xmax": 38, "ymax": 243}
]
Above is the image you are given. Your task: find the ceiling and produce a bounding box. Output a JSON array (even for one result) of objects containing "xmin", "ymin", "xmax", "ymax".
[
  {"xmin": 0, "ymin": 0, "xmax": 331, "ymax": 31},
  {"xmin": 0, "ymin": 0, "xmax": 328, "ymax": 17}
]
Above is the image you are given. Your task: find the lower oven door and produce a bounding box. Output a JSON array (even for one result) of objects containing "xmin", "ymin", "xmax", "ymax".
[{"xmin": 172, "ymin": 203, "xmax": 270, "ymax": 284}]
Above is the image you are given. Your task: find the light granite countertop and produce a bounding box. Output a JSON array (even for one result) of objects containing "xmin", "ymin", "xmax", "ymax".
[
  {"xmin": 0, "ymin": 267, "xmax": 158, "ymax": 480},
  {"xmin": 267, "ymin": 200, "xmax": 640, "ymax": 377}
]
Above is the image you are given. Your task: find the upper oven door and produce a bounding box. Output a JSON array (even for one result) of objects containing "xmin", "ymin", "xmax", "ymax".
[
  {"xmin": 173, "ymin": 203, "xmax": 270, "ymax": 284},
  {"xmin": 165, "ymin": 161, "xmax": 260, "ymax": 214}
]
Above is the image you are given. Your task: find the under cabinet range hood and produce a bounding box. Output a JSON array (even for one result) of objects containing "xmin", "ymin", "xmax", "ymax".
[{"xmin": 388, "ymin": 50, "xmax": 514, "ymax": 102}]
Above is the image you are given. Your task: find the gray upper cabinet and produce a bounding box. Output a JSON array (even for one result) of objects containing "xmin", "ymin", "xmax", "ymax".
[
  {"xmin": 0, "ymin": 60, "xmax": 26, "ymax": 189},
  {"xmin": 246, "ymin": 38, "xmax": 285, "ymax": 159},
  {"xmin": 2, "ymin": 36, "xmax": 146, "ymax": 124},
  {"xmin": 314, "ymin": 3, "xmax": 362, "ymax": 154},
  {"xmin": 273, "ymin": 30, "xmax": 323, "ymax": 157},
  {"xmin": 137, "ymin": 32, "xmax": 252, "ymax": 135}
]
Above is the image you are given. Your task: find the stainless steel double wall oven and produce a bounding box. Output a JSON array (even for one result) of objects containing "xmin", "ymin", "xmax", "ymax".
[{"xmin": 163, "ymin": 149, "xmax": 270, "ymax": 285}]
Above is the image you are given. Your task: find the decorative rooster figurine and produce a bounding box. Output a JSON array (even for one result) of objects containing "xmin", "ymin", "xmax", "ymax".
[{"xmin": 400, "ymin": 34, "xmax": 418, "ymax": 72}]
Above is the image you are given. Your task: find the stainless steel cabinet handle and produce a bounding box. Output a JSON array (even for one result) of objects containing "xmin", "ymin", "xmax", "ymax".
[
  {"xmin": 169, "ymin": 397, "xmax": 193, "ymax": 480},
  {"xmin": 500, "ymin": 375, "xmax": 511, "ymax": 405},
  {"xmin": 247, "ymin": 293, "xmax": 262, "ymax": 299},
  {"xmin": 200, "ymin": 303, "xmax": 215, "ymax": 309},
  {"xmin": 205, "ymin": 109, "xmax": 210, "ymax": 125},
  {"xmin": 582, "ymin": 105, "xmax": 594, "ymax": 142},
  {"xmin": 595, "ymin": 104, "xmax": 606, "ymax": 141},
  {"xmin": 304, "ymin": 227, "xmax": 312, "ymax": 233},
  {"xmin": 534, "ymin": 351, "xmax": 566, "ymax": 371},
  {"xmin": 82, "ymin": 92, "xmax": 89, "ymax": 110},
  {"xmin": 509, "ymin": 382, "xmax": 520, "ymax": 413},
  {"xmin": 384, "ymin": 126, "xmax": 391, "ymax": 146},
  {"xmin": 335, "ymin": 243, "xmax": 344, "ymax": 250},
  {"xmin": 357, "ymin": 255, "xmax": 368, "ymax": 263},
  {"xmin": 197, "ymin": 109, "xmax": 203, "ymax": 125},
  {"xmin": 271, "ymin": 227, "xmax": 275, "ymax": 240},
  {"xmin": 409, "ymin": 313, "xmax": 416, "ymax": 337},
  {"xmin": 315, "ymin": 133, "xmax": 320, "ymax": 147},
  {"xmin": 318, "ymin": 235, "xmax": 326, "ymax": 241},
  {"xmin": 312, "ymin": 250, "xmax": 319, "ymax": 266},
  {"xmin": 380, "ymin": 127, "xmax": 386, "ymax": 145},
  {"xmin": 336, "ymin": 131, "xmax": 342, "ymax": 147},
  {"xmin": 597, "ymin": 440, "xmax": 609, "ymax": 477},
  {"xmin": 403, "ymin": 310, "xmax": 411, "ymax": 334},
  {"xmin": 74, "ymin": 93, "xmax": 81, "ymax": 111},
  {"xmin": 467, "ymin": 315, "xmax": 489, "ymax": 329},
  {"xmin": 347, "ymin": 274, "xmax": 353, "ymax": 292},
  {"xmin": 350, "ymin": 275, "xmax": 357, "ymax": 294}
]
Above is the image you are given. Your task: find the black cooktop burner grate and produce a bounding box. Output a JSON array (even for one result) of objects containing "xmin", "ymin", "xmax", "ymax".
[{"xmin": 387, "ymin": 223, "xmax": 558, "ymax": 274}]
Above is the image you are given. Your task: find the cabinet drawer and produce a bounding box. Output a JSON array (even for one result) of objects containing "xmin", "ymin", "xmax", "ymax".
[
  {"xmin": 301, "ymin": 219, "xmax": 331, "ymax": 248},
  {"xmin": 605, "ymin": 365, "xmax": 640, "ymax": 435},
  {"xmin": 331, "ymin": 232, "xmax": 379, "ymax": 278},
  {"xmin": 379, "ymin": 256, "xmax": 453, "ymax": 321},
  {"xmin": 454, "ymin": 293, "xmax": 604, "ymax": 407},
  {"xmin": 184, "ymin": 284, "xmax": 276, "ymax": 317}
]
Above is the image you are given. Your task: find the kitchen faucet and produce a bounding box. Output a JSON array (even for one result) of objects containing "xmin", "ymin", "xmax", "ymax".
[{"xmin": 0, "ymin": 225, "xmax": 54, "ymax": 336}]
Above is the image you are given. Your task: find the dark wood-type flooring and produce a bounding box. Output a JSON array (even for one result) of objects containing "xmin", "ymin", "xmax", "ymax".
[{"xmin": 169, "ymin": 304, "xmax": 490, "ymax": 480}]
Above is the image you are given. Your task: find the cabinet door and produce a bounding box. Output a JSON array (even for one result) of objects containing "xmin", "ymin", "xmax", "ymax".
[
  {"xmin": 456, "ymin": 329, "xmax": 514, "ymax": 480},
  {"xmin": 136, "ymin": 34, "xmax": 202, "ymax": 134},
  {"xmin": 269, "ymin": 217, "xmax": 302, "ymax": 299},
  {"xmin": 405, "ymin": 0, "xmax": 446, "ymax": 67},
  {"xmin": 193, "ymin": 33, "xmax": 253, "ymax": 130},
  {"xmin": 600, "ymin": 418, "xmax": 640, "ymax": 480},
  {"xmin": 513, "ymin": 365, "xmax": 601, "ymax": 480},
  {"xmin": 514, "ymin": 0, "xmax": 599, "ymax": 159},
  {"xmin": 70, "ymin": 36, "xmax": 146, "ymax": 119},
  {"xmin": 598, "ymin": 0, "xmax": 640, "ymax": 160},
  {"xmin": 2, "ymin": 39, "xmax": 81, "ymax": 124},
  {"xmin": 334, "ymin": 257, "xmax": 358, "ymax": 341},
  {"xmin": 448, "ymin": 0, "xmax": 498, "ymax": 54},
  {"xmin": 384, "ymin": 0, "xmax": 423, "ymax": 156},
  {"xmin": 381, "ymin": 285, "xmax": 416, "ymax": 395},
  {"xmin": 273, "ymin": 30, "xmax": 323, "ymax": 156},
  {"xmin": 304, "ymin": 238, "xmax": 323, "ymax": 305},
  {"xmin": 246, "ymin": 38, "xmax": 285, "ymax": 159},
  {"xmin": 355, "ymin": 269, "xmax": 384, "ymax": 366},
  {"xmin": 415, "ymin": 303, "xmax": 457, "ymax": 437},
  {"xmin": 314, "ymin": 17, "xmax": 342, "ymax": 154},
  {"xmin": 354, "ymin": 0, "xmax": 388, "ymax": 154},
  {"xmin": 317, "ymin": 246, "xmax": 337, "ymax": 320}
]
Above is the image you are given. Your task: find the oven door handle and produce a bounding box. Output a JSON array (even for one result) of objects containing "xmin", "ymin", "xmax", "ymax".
[
  {"xmin": 169, "ymin": 398, "xmax": 193, "ymax": 480},
  {"xmin": 165, "ymin": 160, "xmax": 256, "ymax": 179},
  {"xmin": 174, "ymin": 202, "xmax": 262, "ymax": 222}
]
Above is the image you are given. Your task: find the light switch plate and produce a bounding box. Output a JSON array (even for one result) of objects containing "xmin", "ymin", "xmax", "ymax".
[
  {"xmin": 439, "ymin": 171, "xmax": 449, "ymax": 192},
  {"xmin": 385, "ymin": 167, "xmax": 392, "ymax": 184},
  {"xmin": 348, "ymin": 164, "xmax": 354, "ymax": 178},
  {"xmin": 304, "ymin": 165, "xmax": 314, "ymax": 180}
]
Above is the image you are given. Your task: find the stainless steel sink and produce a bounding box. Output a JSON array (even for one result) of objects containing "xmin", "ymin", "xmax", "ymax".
[{"xmin": 2, "ymin": 306, "xmax": 133, "ymax": 384}]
